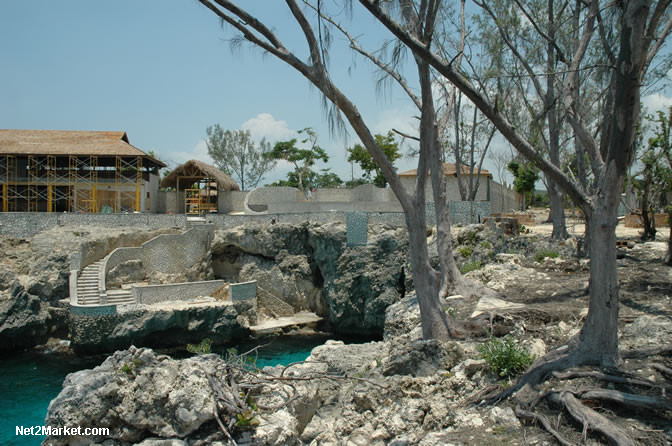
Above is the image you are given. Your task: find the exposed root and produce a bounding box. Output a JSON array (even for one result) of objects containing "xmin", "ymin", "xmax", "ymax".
[
  {"xmin": 546, "ymin": 391, "xmax": 636, "ymax": 446},
  {"xmin": 578, "ymin": 388, "xmax": 672, "ymax": 412},
  {"xmin": 652, "ymin": 363, "xmax": 672, "ymax": 381},
  {"xmin": 622, "ymin": 346, "xmax": 672, "ymax": 359},
  {"xmin": 552, "ymin": 369, "xmax": 664, "ymax": 389},
  {"xmin": 514, "ymin": 405, "xmax": 573, "ymax": 446}
]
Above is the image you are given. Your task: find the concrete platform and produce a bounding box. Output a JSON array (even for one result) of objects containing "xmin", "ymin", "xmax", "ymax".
[{"xmin": 249, "ymin": 311, "xmax": 323, "ymax": 337}]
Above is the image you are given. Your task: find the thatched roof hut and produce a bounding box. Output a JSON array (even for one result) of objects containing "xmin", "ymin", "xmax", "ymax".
[{"xmin": 160, "ymin": 159, "xmax": 240, "ymax": 191}]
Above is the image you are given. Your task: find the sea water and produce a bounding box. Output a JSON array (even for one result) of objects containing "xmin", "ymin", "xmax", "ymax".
[{"xmin": 0, "ymin": 335, "xmax": 352, "ymax": 445}]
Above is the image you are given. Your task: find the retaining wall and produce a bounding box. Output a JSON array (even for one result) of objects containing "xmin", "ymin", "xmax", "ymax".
[{"xmin": 133, "ymin": 280, "xmax": 256, "ymax": 305}]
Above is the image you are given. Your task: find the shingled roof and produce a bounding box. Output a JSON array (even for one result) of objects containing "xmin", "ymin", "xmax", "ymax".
[
  {"xmin": 0, "ymin": 129, "xmax": 166, "ymax": 167},
  {"xmin": 160, "ymin": 159, "xmax": 240, "ymax": 191},
  {"xmin": 398, "ymin": 162, "xmax": 492, "ymax": 178}
]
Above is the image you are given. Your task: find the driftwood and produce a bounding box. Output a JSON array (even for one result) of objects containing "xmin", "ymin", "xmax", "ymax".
[
  {"xmin": 547, "ymin": 391, "xmax": 635, "ymax": 446},
  {"xmin": 514, "ymin": 405, "xmax": 573, "ymax": 446}
]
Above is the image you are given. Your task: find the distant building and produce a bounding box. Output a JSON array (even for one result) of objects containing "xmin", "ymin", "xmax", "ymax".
[
  {"xmin": 0, "ymin": 130, "xmax": 165, "ymax": 213},
  {"xmin": 398, "ymin": 162, "xmax": 493, "ymax": 202}
]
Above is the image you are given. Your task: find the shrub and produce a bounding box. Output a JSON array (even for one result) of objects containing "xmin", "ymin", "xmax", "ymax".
[
  {"xmin": 477, "ymin": 335, "xmax": 534, "ymax": 378},
  {"xmin": 458, "ymin": 246, "xmax": 473, "ymax": 257},
  {"xmin": 534, "ymin": 249, "xmax": 559, "ymax": 263},
  {"xmin": 479, "ymin": 241, "xmax": 492, "ymax": 249},
  {"xmin": 187, "ymin": 338, "xmax": 212, "ymax": 355},
  {"xmin": 460, "ymin": 261, "xmax": 482, "ymax": 274}
]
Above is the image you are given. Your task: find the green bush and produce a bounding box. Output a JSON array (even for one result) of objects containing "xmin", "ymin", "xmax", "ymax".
[
  {"xmin": 458, "ymin": 246, "xmax": 473, "ymax": 257},
  {"xmin": 534, "ymin": 249, "xmax": 559, "ymax": 263},
  {"xmin": 479, "ymin": 241, "xmax": 492, "ymax": 249},
  {"xmin": 187, "ymin": 338, "xmax": 212, "ymax": 355},
  {"xmin": 460, "ymin": 261, "xmax": 482, "ymax": 274},
  {"xmin": 477, "ymin": 335, "xmax": 534, "ymax": 378}
]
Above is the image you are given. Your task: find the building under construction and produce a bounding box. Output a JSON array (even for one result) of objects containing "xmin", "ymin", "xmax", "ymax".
[{"xmin": 0, "ymin": 130, "xmax": 165, "ymax": 213}]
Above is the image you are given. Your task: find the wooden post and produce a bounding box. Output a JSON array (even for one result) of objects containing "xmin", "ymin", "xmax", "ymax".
[
  {"xmin": 2, "ymin": 183, "xmax": 7, "ymax": 212},
  {"xmin": 135, "ymin": 184, "xmax": 141, "ymax": 212}
]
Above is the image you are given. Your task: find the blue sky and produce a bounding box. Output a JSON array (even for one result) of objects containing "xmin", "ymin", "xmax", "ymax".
[
  {"xmin": 2, "ymin": 1, "xmax": 671, "ymax": 189},
  {"xmin": 1, "ymin": 0, "xmax": 427, "ymax": 186}
]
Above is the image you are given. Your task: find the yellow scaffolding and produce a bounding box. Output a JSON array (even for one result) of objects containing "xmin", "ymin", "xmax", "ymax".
[
  {"xmin": 116, "ymin": 156, "xmax": 143, "ymax": 213},
  {"xmin": 5, "ymin": 156, "xmax": 17, "ymax": 212},
  {"xmin": 70, "ymin": 156, "xmax": 98, "ymax": 213}
]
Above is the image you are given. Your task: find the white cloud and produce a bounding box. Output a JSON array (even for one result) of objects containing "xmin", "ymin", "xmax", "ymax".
[
  {"xmin": 241, "ymin": 113, "xmax": 296, "ymax": 143},
  {"xmin": 168, "ymin": 139, "xmax": 214, "ymax": 168},
  {"xmin": 642, "ymin": 93, "xmax": 672, "ymax": 114}
]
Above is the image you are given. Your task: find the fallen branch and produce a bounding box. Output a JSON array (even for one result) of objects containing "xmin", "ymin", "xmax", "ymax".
[
  {"xmin": 514, "ymin": 405, "xmax": 573, "ymax": 446},
  {"xmin": 546, "ymin": 391, "xmax": 635, "ymax": 446},
  {"xmin": 578, "ymin": 389, "xmax": 672, "ymax": 412}
]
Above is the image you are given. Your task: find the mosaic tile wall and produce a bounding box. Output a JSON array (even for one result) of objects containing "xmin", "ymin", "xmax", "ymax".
[
  {"xmin": 449, "ymin": 201, "xmax": 492, "ymax": 225},
  {"xmin": 231, "ymin": 280, "xmax": 257, "ymax": 301},
  {"xmin": 346, "ymin": 212, "xmax": 369, "ymax": 246}
]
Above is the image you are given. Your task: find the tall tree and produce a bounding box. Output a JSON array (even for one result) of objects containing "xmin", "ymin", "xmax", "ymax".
[
  {"xmin": 361, "ymin": 0, "xmax": 672, "ymax": 389},
  {"xmin": 205, "ymin": 126, "xmax": 276, "ymax": 190},
  {"xmin": 265, "ymin": 128, "xmax": 329, "ymax": 194},
  {"xmin": 347, "ymin": 132, "xmax": 402, "ymax": 187},
  {"xmin": 507, "ymin": 160, "xmax": 540, "ymax": 211},
  {"xmin": 197, "ymin": 0, "xmax": 482, "ymax": 341}
]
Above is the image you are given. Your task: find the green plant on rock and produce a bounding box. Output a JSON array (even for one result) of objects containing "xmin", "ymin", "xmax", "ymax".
[
  {"xmin": 480, "ymin": 241, "xmax": 492, "ymax": 249},
  {"xmin": 534, "ymin": 249, "xmax": 559, "ymax": 263},
  {"xmin": 465, "ymin": 230, "xmax": 478, "ymax": 244},
  {"xmin": 235, "ymin": 409, "xmax": 260, "ymax": 429},
  {"xmin": 187, "ymin": 338, "xmax": 212, "ymax": 355},
  {"xmin": 477, "ymin": 335, "xmax": 534, "ymax": 379},
  {"xmin": 458, "ymin": 246, "xmax": 473, "ymax": 257},
  {"xmin": 460, "ymin": 261, "xmax": 482, "ymax": 274},
  {"xmin": 120, "ymin": 362, "xmax": 134, "ymax": 375}
]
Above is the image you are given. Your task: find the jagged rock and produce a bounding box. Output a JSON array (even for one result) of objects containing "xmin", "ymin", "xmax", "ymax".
[
  {"xmin": 622, "ymin": 315, "xmax": 672, "ymax": 348},
  {"xmin": 69, "ymin": 300, "xmax": 252, "ymax": 354},
  {"xmin": 0, "ymin": 281, "xmax": 50, "ymax": 351},
  {"xmin": 489, "ymin": 406, "xmax": 521, "ymax": 428},
  {"xmin": 212, "ymin": 222, "xmax": 407, "ymax": 336},
  {"xmin": 44, "ymin": 347, "xmax": 218, "ymax": 445},
  {"xmin": 382, "ymin": 339, "xmax": 463, "ymax": 377}
]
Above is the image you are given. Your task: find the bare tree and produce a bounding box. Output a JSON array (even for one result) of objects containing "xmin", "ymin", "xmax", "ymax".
[
  {"xmin": 196, "ymin": 0, "xmax": 489, "ymax": 341},
  {"xmin": 360, "ymin": 0, "xmax": 672, "ymax": 390}
]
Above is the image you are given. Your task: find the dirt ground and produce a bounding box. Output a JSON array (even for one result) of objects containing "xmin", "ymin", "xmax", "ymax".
[{"xmin": 457, "ymin": 227, "xmax": 672, "ymax": 445}]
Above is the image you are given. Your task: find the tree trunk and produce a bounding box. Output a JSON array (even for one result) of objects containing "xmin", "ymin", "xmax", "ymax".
[
  {"xmin": 549, "ymin": 181, "xmax": 569, "ymax": 240},
  {"xmin": 574, "ymin": 201, "xmax": 621, "ymax": 367},
  {"xmin": 665, "ymin": 210, "xmax": 672, "ymax": 265}
]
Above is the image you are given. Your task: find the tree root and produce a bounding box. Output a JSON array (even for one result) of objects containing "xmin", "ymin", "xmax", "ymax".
[
  {"xmin": 652, "ymin": 363, "xmax": 672, "ymax": 381},
  {"xmin": 514, "ymin": 405, "xmax": 573, "ymax": 446},
  {"xmin": 546, "ymin": 391, "xmax": 636, "ymax": 446},
  {"xmin": 577, "ymin": 388, "xmax": 672, "ymax": 412},
  {"xmin": 622, "ymin": 346, "xmax": 672, "ymax": 359},
  {"xmin": 552, "ymin": 369, "xmax": 664, "ymax": 389}
]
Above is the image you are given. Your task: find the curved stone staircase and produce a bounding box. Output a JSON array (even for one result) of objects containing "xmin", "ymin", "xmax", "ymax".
[{"xmin": 76, "ymin": 259, "xmax": 134, "ymax": 306}]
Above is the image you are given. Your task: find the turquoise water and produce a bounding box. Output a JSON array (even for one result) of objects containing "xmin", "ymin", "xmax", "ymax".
[
  {"xmin": 0, "ymin": 353, "xmax": 103, "ymax": 446},
  {"xmin": 0, "ymin": 335, "xmax": 353, "ymax": 445}
]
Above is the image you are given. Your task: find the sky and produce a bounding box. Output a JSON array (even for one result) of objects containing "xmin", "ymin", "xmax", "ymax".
[{"xmin": 2, "ymin": 1, "xmax": 671, "ymax": 189}]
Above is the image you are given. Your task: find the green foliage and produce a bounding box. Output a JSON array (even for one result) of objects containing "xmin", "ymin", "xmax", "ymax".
[
  {"xmin": 464, "ymin": 230, "xmax": 478, "ymax": 245},
  {"xmin": 235, "ymin": 409, "xmax": 260, "ymax": 429},
  {"xmin": 534, "ymin": 249, "xmax": 559, "ymax": 263},
  {"xmin": 120, "ymin": 362, "xmax": 133, "ymax": 375},
  {"xmin": 478, "ymin": 335, "xmax": 534, "ymax": 379},
  {"xmin": 507, "ymin": 161, "xmax": 539, "ymax": 207},
  {"xmin": 458, "ymin": 246, "xmax": 473, "ymax": 257},
  {"xmin": 264, "ymin": 127, "xmax": 329, "ymax": 193},
  {"xmin": 205, "ymin": 126, "xmax": 276, "ymax": 190},
  {"xmin": 344, "ymin": 178, "xmax": 370, "ymax": 188},
  {"xmin": 479, "ymin": 241, "xmax": 492, "ymax": 249},
  {"xmin": 347, "ymin": 131, "xmax": 402, "ymax": 187},
  {"xmin": 267, "ymin": 168, "xmax": 342, "ymax": 189},
  {"xmin": 187, "ymin": 338, "xmax": 212, "ymax": 355},
  {"xmin": 460, "ymin": 260, "xmax": 482, "ymax": 274}
]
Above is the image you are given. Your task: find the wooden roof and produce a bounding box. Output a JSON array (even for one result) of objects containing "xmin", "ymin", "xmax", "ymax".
[
  {"xmin": 398, "ymin": 162, "xmax": 492, "ymax": 178},
  {"xmin": 160, "ymin": 159, "xmax": 240, "ymax": 191},
  {"xmin": 0, "ymin": 129, "xmax": 166, "ymax": 167}
]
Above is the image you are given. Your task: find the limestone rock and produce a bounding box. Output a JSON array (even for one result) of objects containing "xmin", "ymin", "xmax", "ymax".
[
  {"xmin": 0, "ymin": 281, "xmax": 50, "ymax": 351},
  {"xmin": 44, "ymin": 347, "xmax": 218, "ymax": 445},
  {"xmin": 107, "ymin": 259, "xmax": 145, "ymax": 289},
  {"xmin": 382, "ymin": 339, "xmax": 463, "ymax": 377}
]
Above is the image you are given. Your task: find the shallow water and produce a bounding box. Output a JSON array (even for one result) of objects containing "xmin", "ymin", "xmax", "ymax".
[{"xmin": 0, "ymin": 334, "xmax": 363, "ymax": 445}]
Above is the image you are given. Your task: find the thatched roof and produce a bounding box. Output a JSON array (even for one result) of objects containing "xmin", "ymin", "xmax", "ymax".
[
  {"xmin": 0, "ymin": 129, "xmax": 166, "ymax": 167},
  {"xmin": 160, "ymin": 159, "xmax": 240, "ymax": 191},
  {"xmin": 398, "ymin": 162, "xmax": 492, "ymax": 178}
]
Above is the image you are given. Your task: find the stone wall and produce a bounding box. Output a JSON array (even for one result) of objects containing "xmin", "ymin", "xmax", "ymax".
[
  {"xmin": 102, "ymin": 226, "xmax": 214, "ymax": 290},
  {"xmin": 0, "ymin": 212, "xmax": 185, "ymax": 239},
  {"xmin": 490, "ymin": 181, "xmax": 521, "ymax": 213}
]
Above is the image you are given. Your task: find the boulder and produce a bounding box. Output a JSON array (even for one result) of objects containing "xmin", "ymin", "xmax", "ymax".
[{"xmin": 0, "ymin": 281, "xmax": 50, "ymax": 351}]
